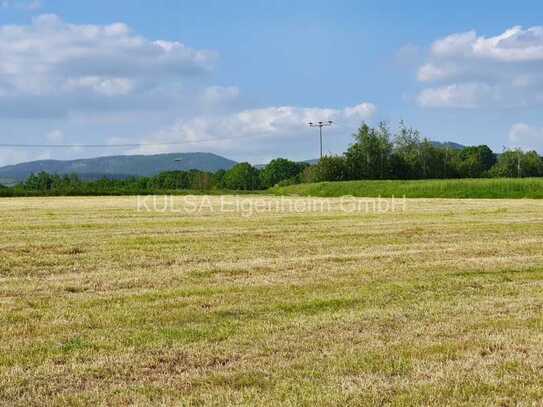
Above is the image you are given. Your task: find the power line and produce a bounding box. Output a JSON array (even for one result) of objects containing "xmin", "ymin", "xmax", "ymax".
[
  {"xmin": 0, "ymin": 121, "xmax": 349, "ymax": 150},
  {"xmin": 0, "ymin": 121, "xmax": 349, "ymax": 159},
  {"xmin": 0, "ymin": 132, "xmax": 283, "ymax": 149}
]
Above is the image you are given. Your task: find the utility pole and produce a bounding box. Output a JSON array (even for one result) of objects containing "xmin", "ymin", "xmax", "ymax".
[{"xmin": 308, "ymin": 121, "xmax": 333, "ymax": 160}]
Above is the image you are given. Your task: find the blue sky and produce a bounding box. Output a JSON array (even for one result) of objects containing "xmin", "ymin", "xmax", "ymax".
[{"xmin": 1, "ymin": 0, "xmax": 543, "ymax": 165}]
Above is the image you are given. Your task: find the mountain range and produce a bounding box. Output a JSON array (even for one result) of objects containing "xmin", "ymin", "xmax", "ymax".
[{"xmin": 0, "ymin": 152, "xmax": 237, "ymax": 186}]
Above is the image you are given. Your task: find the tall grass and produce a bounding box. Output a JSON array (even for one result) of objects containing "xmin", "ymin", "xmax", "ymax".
[{"xmin": 271, "ymin": 178, "xmax": 543, "ymax": 199}]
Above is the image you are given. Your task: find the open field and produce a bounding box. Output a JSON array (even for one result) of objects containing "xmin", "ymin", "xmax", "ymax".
[
  {"xmin": 272, "ymin": 178, "xmax": 543, "ymax": 199},
  {"xmin": 1, "ymin": 196, "xmax": 543, "ymax": 405}
]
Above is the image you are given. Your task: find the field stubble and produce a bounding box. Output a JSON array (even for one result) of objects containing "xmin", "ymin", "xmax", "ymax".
[{"xmin": 1, "ymin": 196, "xmax": 543, "ymax": 406}]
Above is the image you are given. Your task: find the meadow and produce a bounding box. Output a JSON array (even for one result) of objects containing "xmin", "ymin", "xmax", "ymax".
[
  {"xmin": 1, "ymin": 195, "xmax": 543, "ymax": 405},
  {"xmin": 271, "ymin": 178, "xmax": 543, "ymax": 199}
]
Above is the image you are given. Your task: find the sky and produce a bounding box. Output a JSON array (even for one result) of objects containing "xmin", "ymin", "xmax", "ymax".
[{"xmin": 1, "ymin": 0, "xmax": 543, "ymax": 166}]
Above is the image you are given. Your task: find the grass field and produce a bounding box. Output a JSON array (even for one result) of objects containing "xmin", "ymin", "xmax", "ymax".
[
  {"xmin": 1, "ymin": 195, "xmax": 543, "ymax": 405},
  {"xmin": 271, "ymin": 178, "xmax": 543, "ymax": 199}
]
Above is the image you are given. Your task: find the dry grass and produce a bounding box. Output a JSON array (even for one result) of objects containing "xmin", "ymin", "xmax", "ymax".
[{"xmin": 1, "ymin": 196, "xmax": 543, "ymax": 406}]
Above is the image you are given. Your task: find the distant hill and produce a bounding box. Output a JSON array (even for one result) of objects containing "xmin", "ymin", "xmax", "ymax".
[
  {"xmin": 0, "ymin": 152, "xmax": 237, "ymax": 184},
  {"xmin": 303, "ymin": 159, "xmax": 320, "ymax": 165},
  {"xmin": 431, "ymin": 141, "xmax": 466, "ymax": 150},
  {"xmin": 255, "ymin": 158, "xmax": 319, "ymax": 170}
]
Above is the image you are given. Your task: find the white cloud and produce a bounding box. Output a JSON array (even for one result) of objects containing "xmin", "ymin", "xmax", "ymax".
[
  {"xmin": 473, "ymin": 26, "xmax": 543, "ymax": 62},
  {"xmin": 0, "ymin": 15, "xmax": 376, "ymax": 167},
  {"xmin": 416, "ymin": 26, "xmax": 543, "ymax": 108},
  {"xmin": 344, "ymin": 103, "xmax": 376, "ymax": 119},
  {"xmin": 417, "ymin": 83, "xmax": 498, "ymax": 109},
  {"xmin": 63, "ymin": 77, "xmax": 136, "ymax": 96},
  {"xmin": 430, "ymin": 26, "xmax": 543, "ymax": 62},
  {"xmin": 509, "ymin": 123, "xmax": 543, "ymax": 152},
  {"xmin": 417, "ymin": 63, "xmax": 458, "ymax": 82},
  {"xmin": 431, "ymin": 31, "xmax": 478, "ymax": 58},
  {"xmin": 127, "ymin": 102, "xmax": 376, "ymax": 162},
  {"xmin": 0, "ymin": 14, "xmax": 217, "ymax": 117}
]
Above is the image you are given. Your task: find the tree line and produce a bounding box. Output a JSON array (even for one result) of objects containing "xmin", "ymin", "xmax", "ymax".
[
  {"xmin": 303, "ymin": 122, "xmax": 543, "ymax": 183},
  {"xmin": 1, "ymin": 121, "xmax": 542, "ymax": 195},
  {"xmin": 0, "ymin": 158, "xmax": 307, "ymax": 195}
]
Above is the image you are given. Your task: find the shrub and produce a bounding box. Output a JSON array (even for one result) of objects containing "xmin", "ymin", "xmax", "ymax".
[{"xmin": 303, "ymin": 156, "xmax": 348, "ymax": 183}]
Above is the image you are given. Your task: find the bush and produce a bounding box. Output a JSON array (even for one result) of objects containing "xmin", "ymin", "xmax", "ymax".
[{"xmin": 303, "ymin": 156, "xmax": 348, "ymax": 183}]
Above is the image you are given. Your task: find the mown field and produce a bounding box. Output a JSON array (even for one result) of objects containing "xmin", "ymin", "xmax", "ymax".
[
  {"xmin": 1, "ymin": 196, "xmax": 543, "ymax": 405},
  {"xmin": 272, "ymin": 178, "xmax": 543, "ymax": 199}
]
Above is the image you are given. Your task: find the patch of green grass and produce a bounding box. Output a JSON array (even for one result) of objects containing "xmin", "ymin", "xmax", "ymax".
[
  {"xmin": 58, "ymin": 337, "xmax": 93, "ymax": 354},
  {"xmin": 271, "ymin": 177, "xmax": 543, "ymax": 198},
  {"xmin": 275, "ymin": 297, "xmax": 361, "ymax": 316}
]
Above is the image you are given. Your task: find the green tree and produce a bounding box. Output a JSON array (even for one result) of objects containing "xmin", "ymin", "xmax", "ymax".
[
  {"xmin": 212, "ymin": 169, "xmax": 226, "ymax": 189},
  {"xmin": 345, "ymin": 122, "xmax": 393, "ymax": 180},
  {"xmin": 189, "ymin": 170, "xmax": 212, "ymax": 190},
  {"xmin": 260, "ymin": 158, "xmax": 305, "ymax": 188},
  {"xmin": 223, "ymin": 163, "xmax": 261, "ymax": 190},
  {"xmin": 392, "ymin": 123, "xmax": 425, "ymax": 179},
  {"xmin": 391, "ymin": 123, "xmax": 456, "ymax": 179},
  {"xmin": 419, "ymin": 140, "xmax": 458, "ymax": 179},
  {"xmin": 24, "ymin": 172, "xmax": 56, "ymax": 191},
  {"xmin": 490, "ymin": 149, "xmax": 543, "ymax": 178},
  {"xmin": 149, "ymin": 171, "xmax": 190, "ymax": 189},
  {"xmin": 456, "ymin": 145, "xmax": 497, "ymax": 178}
]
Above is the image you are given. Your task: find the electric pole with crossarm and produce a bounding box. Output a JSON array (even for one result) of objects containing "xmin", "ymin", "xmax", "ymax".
[{"xmin": 308, "ymin": 121, "xmax": 333, "ymax": 160}]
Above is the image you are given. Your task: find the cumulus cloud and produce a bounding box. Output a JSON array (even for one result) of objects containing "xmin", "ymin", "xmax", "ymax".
[
  {"xmin": 0, "ymin": 14, "xmax": 217, "ymax": 117},
  {"xmin": 473, "ymin": 27, "xmax": 543, "ymax": 62},
  {"xmin": 509, "ymin": 123, "xmax": 543, "ymax": 152},
  {"xmin": 127, "ymin": 102, "xmax": 376, "ymax": 162},
  {"xmin": 430, "ymin": 26, "xmax": 543, "ymax": 62},
  {"xmin": 0, "ymin": 15, "xmax": 376, "ymax": 167},
  {"xmin": 430, "ymin": 31, "xmax": 478, "ymax": 58},
  {"xmin": 416, "ymin": 26, "xmax": 543, "ymax": 108},
  {"xmin": 418, "ymin": 63, "xmax": 455, "ymax": 82},
  {"xmin": 417, "ymin": 83, "xmax": 499, "ymax": 109},
  {"xmin": 63, "ymin": 77, "xmax": 136, "ymax": 97}
]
